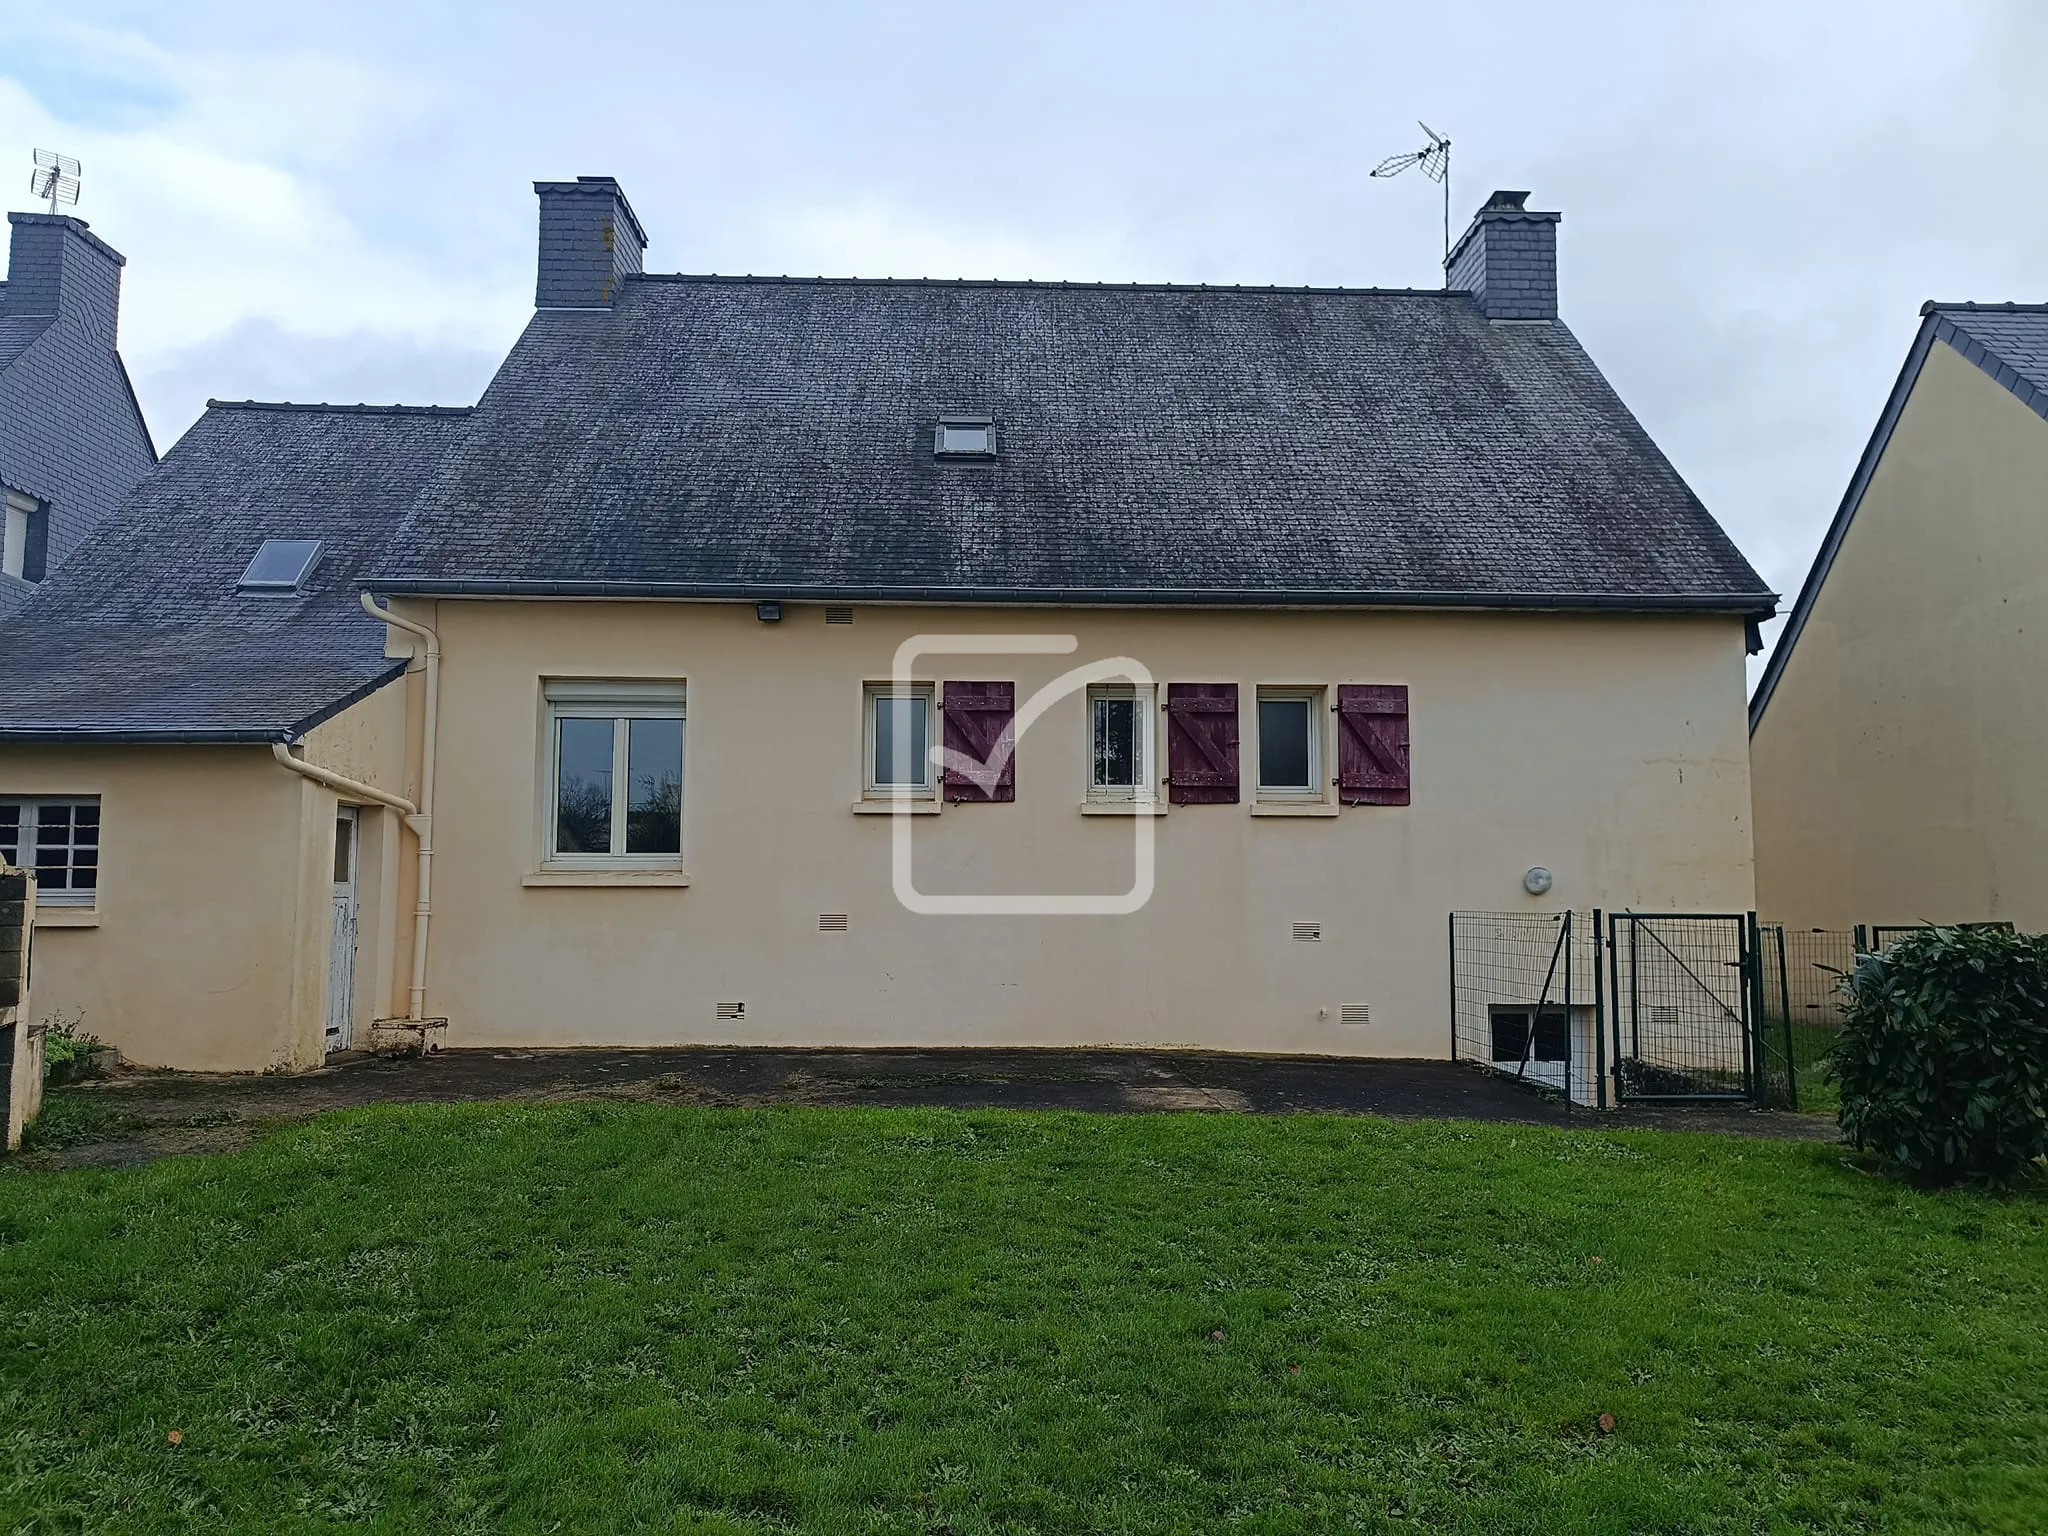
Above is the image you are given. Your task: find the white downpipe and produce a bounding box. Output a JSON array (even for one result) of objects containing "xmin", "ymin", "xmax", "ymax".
[{"xmin": 359, "ymin": 592, "xmax": 442, "ymax": 1022}]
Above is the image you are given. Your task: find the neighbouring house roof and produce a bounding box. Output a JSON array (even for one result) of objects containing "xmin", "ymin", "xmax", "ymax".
[
  {"xmin": 0, "ymin": 403, "xmax": 470, "ymax": 742},
  {"xmin": 1749, "ymin": 302, "xmax": 2048, "ymax": 730},
  {"xmin": 367, "ymin": 276, "xmax": 1774, "ymax": 612}
]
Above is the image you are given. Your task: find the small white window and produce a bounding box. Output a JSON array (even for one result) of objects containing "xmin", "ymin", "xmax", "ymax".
[
  {"xmin": 0, "ymin": 796, "xmax": 100, "ymax": 906},
  {"xmin": 543, "ymin": 681, "xmax": 686, "ymax": 866},
  {"xmin": 934, "ymin": 418, "xmax": 995, "ymax": 458},
  {"xmin": 864, "ymin": 682, "xmax": 937, "ymax": 798},
  {"xmin": 1087, "ymin": 682, "xmax": 1158, "ymax": 801},
  {"xmin": 1256, "ymin": 687, "xmax": 1325, "ymax": 801},
  {"xmin": 2, "ymin": 491, "xmax": 37, "ymax": 583}
]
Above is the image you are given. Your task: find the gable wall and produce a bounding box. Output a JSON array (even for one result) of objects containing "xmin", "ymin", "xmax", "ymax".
[{"xmin": 1752, "ymin": 339, "xmax": 2048, "ymax": 928}]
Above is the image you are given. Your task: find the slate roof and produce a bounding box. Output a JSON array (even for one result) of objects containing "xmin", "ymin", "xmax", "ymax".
[
  {"xmin": 368, "ymin": 276, "xmax": 1773, "ymax": 611},
  {"xmin": 0, "ymin": 403, "xmax": 469, "ymax": 741},
  {"xmin": 1751, "ymin": 301, "xmax": 2048, "ymax": 727}
]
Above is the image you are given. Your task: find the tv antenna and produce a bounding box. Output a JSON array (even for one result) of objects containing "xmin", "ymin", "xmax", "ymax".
[
  {"xmin": 29, "ymin": 150, "xmax": 81, "ymax": 216},
  {"xmin": 1371, "ymin": 122, "xmax": 1451, "ymax": 266}
]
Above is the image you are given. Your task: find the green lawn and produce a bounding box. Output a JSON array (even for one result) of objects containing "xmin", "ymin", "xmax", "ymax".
[{"xmin": 3, "ymin": 1102, "xmax": 2044, "ymax": 1534}]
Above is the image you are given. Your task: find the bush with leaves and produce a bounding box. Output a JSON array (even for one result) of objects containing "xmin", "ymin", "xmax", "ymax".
[{"xmin": 1833, "ymin": 925, "xmax": 2048, "ymax": 1186}]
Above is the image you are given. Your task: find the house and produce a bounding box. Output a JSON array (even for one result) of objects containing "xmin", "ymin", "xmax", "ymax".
[
  {"xmin": 0, "ymin": 212, "xmax": 157, "ymax": 619},
  {"xmin": 0, "ymin": 178, "xmax": 1774, "ymax": 1073},
  {"xmin": 1751, "ymin": 303, "xmax": 2048, "ymax": 931}
]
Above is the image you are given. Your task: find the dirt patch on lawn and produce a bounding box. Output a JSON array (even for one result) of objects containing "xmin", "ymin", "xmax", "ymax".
[{"xmin": 8, "ymin": 1046, "xmax": 1838, "ymax": 1169}]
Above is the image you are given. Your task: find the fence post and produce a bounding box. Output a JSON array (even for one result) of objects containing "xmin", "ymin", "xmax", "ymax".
[
  {"xmin": 1592, "ymin": 907, "xmax": 1606, "ymax": 1109},
  {"xmin": 1774, "ymin": 924, "xmax": 1797, "ymax": 1111},
  {"xmin": 1743, "ymin": 912, "xmax": 1762, "ymax": 1107},
  {"xmin": 1447, "ymin": 912, "xmax": 1458, "ymax": 1062},
  {"xmin": 1854, "ymin": 924, "xmax": 1869, "ymax": 956},
  {"xmin": 1563, "ymin": 910, "xmax": 1573, "ymax": 1108}
]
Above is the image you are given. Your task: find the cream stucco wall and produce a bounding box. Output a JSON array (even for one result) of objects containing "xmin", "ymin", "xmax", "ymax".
[
  {"xmin": 0, "ymin": 677, "xmax": 412, "ymax": 1070},
  {"xmin": 399, "ymin": 600, "xmax": 1755, "ymax": 1062},
  {"xmin": 1753, "ymin": 339, "xmax": 2048, "ymax": 930}
]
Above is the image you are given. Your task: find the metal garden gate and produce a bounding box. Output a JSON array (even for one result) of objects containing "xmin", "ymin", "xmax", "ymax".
[{"xmin": 1608, "ymin": 913, "xmax": 1757, "ymax": 1103}]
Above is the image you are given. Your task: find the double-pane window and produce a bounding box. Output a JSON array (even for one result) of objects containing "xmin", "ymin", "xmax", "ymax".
[
  {"xmin": 1256, "ymin": 688, "xmax": 1324, "ymax": 801},
  {"xmin": 545, "ymin": 682, "xmax": 686, "ymax": 864}
]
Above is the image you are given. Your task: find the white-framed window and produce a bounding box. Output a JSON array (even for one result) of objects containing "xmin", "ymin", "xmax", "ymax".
[
  {"xmin": 2, "ymin": 490, "xmax": 39, "ymax": 583},
  {"xmin": 1255, "ymin": 686, "xmax": 1326, "ymax": 802},
  {"xmin": 1087, "ymin": 682, "xmax": 1158, "ymax": 801},
  {"xmin": 0, "ymin": 796, "xmax": 100, "ymax": 905},
  {"xmin": 543, "ymin": 680, "xmax": 686, "ymax": 866},
  {"xmin": 863, "ymin": 681, "xmax": 937, "ymax": 798}
]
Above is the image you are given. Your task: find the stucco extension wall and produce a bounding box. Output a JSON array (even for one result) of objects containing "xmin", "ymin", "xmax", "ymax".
[
  {"xmin": 0, "ymin": 678, "xmax": 411, "ymax": 1071},
  {"xmin": 1752, "ymin": 340, "xmax": 2048, "ymax": 930},
  {"xmin": 406, "ymin": 600, "xmax": 1754, "ymax": 1060}
]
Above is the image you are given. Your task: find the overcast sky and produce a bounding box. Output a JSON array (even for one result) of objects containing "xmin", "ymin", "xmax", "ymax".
[{"xmin": 3, "ymin": 1, "xmax": 2044, "ymax": 674}]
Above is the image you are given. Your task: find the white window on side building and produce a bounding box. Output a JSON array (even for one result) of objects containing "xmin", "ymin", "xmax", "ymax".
[
  {"xmin": 0, "ymin": 796, "xmax": 100, "ymax": 905},
  {"xmin": 1255, "ymin": 686, "xmax": 1326, "ymax": 803},
  {"xmin": 2, "ymin": 490, "xmax": 39, "ymax": 583},
  {"xmin": 863, "ymin": 682, "xmax": 937, "ymax": 799}
]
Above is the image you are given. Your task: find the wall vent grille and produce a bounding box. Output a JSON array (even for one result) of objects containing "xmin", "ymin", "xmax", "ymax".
[
  {"xmin": 818, "ymin": 913, "xmax": 849, "ymax": 932},
  {"xmin": 1340, "ymin": 1004, "xmax": 1371, "ymax": 1028},
  {"xmin": 1292, "ymin": 922, "xmax": 1322, "ymax": 942},
  {"xmin": 715, "ymin": 1001, "xmax": 747, "ymax": 1022},
  {"xmin": 1649, "ymin": 1004, "xmax": 1681, "ymax": 1028},
  {"xmin": 825, "ymin": 606, "xmax": 855, "ymax": 624}
]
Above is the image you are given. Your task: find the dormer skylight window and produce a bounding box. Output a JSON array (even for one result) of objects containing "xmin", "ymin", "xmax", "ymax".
[
  {"xmin": 934, "ymin": 417, "xmax": 995, "ymax": 459},
  {"xmin": 238, "ymin": 538, "xmax": 323, "ymax": 594}
]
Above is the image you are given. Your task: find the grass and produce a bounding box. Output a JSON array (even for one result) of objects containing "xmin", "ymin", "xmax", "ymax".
[{"xmin": 3, "ymin": 1103, "xmax": 2045, "ymax": 1534}]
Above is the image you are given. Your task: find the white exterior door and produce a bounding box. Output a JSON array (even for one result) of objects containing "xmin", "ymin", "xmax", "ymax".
[{"xmin": 327, "ymin": 809, "xmax": 359, "ymax": 1053}]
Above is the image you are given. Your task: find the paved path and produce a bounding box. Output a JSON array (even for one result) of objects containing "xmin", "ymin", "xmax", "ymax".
[{"xmin": 37, "ymin": 1047, "xmax": 1835, "ymax": 1167}]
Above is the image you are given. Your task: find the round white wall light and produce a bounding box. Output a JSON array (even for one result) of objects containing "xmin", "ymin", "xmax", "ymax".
[{"xmin": 1523, "ymin": 866, "xmax": 1554, "ymax": 896}]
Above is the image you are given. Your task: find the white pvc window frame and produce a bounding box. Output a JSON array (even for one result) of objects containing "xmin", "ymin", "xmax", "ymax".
[
  {"xmin": 1, "ymin": 490, "xmax": 37, "ymax": 583},
  {"xmin": 863, "ymin": 681, "xmax": 937, "ymax": 799},
  {"xmin": 541, "ymin": 679, "xmax": 688, "ymax": 869},
  {"xmin": 1085, "ymin": 681, "xmax": 1158, "ymax": 802},
  {"xmin": 1253, "ymin": 685, "xmax": 1327, "ymax": 803},
  {"xmin": 0, "ymin": 794, "xmax": 100, "ymax": 906}
]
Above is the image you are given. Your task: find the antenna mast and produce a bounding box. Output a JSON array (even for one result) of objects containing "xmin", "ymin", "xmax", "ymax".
[
  {"xmin": 1370, "ymin": 122, "xmax": 1452, "ymax": 272},
  {"xmin": 29, "ymin": 150, "xmax": 82, "ymax": 217}
]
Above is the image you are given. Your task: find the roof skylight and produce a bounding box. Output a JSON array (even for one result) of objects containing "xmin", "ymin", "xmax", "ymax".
[
  {"xmin": 934, "ymin": 417, "xmax": 995, "ymax": 459},
  {"xmin": 238, "ymin": 538, "xmax": 323, "ymax": 594}
]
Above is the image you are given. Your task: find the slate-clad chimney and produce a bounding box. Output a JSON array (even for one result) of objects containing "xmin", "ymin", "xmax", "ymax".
[
  {"xmin": 533, "ymin": 176, "xmax": 648, "ymax": 309},
  {"xmin": 4, "ymin": 214, "xmax": 126, "ymax": 344},
  {"xmin": 1445, "ymin": 190, "xmax": 1560, "ymax": 321}
]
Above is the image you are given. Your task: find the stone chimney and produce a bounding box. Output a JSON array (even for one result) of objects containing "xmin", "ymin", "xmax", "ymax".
[
  {"xmin": 1444, "ymin": 190, "xmax": 1560, "ymax": 321},
  {"xmin": 4, "ymin": 214, "xmax": 127, "ymax": 344},
  {"xmin": 533, "ymin": 176, "xmax": 648, "ymax": 309}
]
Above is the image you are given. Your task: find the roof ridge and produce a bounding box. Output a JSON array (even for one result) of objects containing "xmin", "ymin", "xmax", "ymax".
[
  {"xmin": 629, "ymin": 273, "xmax": 1468, "ymax": 299},
  {"xmin": 206, "ymin": 400, "xmax": 476, "ymax": 417},
  {"xmin": 1920, "ymin": 300, "xmax": 2048, "ymax": 315}
]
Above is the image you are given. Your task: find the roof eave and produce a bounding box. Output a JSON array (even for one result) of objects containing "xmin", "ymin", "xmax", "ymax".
[{"xmin": 359, "ymin": 577, "xmax": 1776, "ymax": 614}]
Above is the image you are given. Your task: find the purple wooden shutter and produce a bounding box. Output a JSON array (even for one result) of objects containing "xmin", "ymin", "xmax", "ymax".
[
  {"xmin": 1166, "ymin": 683, "xmax": 1239, "ymax": 804},
  {"xmin": 1337, "ymin": 684, "xmax": 1410, "ymax": 805},
  {"xmin": 942, "ymin": 681, "xmax": 1016, "ymax": 802}
]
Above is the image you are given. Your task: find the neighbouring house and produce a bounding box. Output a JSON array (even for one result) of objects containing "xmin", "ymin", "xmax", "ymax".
[
  {"xmin": 0, "ymin": 212, "xmax": 157, "ymax": 619},
  {"xmin": 1751, "ymin": 303, "xmax": 2048, "ymax": 931},
  {"xmin": 0, "ymin": 177, "xmax": 1774, "ymax": 1074}
]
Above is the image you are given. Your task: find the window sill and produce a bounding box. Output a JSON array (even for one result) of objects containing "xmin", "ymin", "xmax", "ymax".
[
  {"xmin": 851, "ymin": 799, "xmax": 942, "ymax": 815},
  {"xmin": 1081, "ymin": 801, "xmax": 1170, "ymax": 816},
  {"xmin": 1250, "ymin": 801, "xmax": 1340, "ymax": 818},
  {"xmin": 523, "ymin": 869, "xmax": 692, "ymax": 888},
  {"xmin": 32, "ymin": 905, "xmax": 100, "ymax": 927}
]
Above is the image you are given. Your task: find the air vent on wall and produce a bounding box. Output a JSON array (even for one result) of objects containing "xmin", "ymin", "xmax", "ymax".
[
  {"xmin": 1292, "ymin": 922, "xmax": 1322, "ymax": 942},
  {"xmin": 716, "ymin": 1001, "xmax": 747, "ymax": 1022},
  {"xmin": 825, "ymin": 607, "xmax": 855, "ymax": 625},
  {"xmin": 1340, "ymin": 1004, "xmax": 1371, "ymax": 1028},
  {"xmin": 818, "ymin": 913, "xmax": 849, "ymax": 932},
  {"xmin": 1649, "ymin": 1004, "xmax": 1681, "ymax": 1028}
]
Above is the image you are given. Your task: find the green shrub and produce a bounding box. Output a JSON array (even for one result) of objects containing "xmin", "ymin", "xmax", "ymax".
[
  {"xmin": 40, "ymin": 1017, "xmax": 104, "ymax": 1081},
  {"xmin": 1833, "ymin": 925, "xmax": 2048, "ymax": 1186}
]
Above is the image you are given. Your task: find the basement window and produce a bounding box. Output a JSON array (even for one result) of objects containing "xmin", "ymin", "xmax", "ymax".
[
  {"xmin": 238, "ymin": 538, "xmax": 323, "ymax": 594},
  {"xmin": 934, "ymin": 417, "xmax": 995, "ymax": 459}
]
